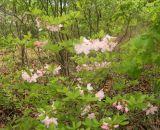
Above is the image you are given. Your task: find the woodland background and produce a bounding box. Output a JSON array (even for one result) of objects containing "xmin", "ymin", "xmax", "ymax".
[{"xmin": 0, "ymin": 0, "xmax": 160, "ymax": 130}]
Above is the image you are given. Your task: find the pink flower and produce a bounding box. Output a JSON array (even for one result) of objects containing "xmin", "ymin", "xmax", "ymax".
[
  {"xmin": 99, "ymin": 42, "xmax": 108, "ymax": 52},
  {"xmin": 92, "ymin": 39, "xmax": 101, "ymax": 51},
  {"xmin": 115, "ymin": 102, "xmax": 123, "ymax": 110},
  {"xmin": 112, "ymin": 102, "xmax": 117, "ymax": 107},
  {"xmin": 83, "ymin": 46, "xmax": 90, "ymax": 55},
  {"xmin": 74, "ymin": 35, "xmax": 117, "ymax": 55},
  {"xmin": 87, "ymin": 113, "xmax": 96, "ymax": 119},
  {"xmin": 53, "ymin": 66, "xmax": 61, "ymax": 75},
  {"xmin": 87, "ymin": 83, "xmax": 93, "ymax": 91},
  {"xmin": 22, "ymin": 68, "xmax": 45, "ymax": 83},
  {"xmin": 74, "ymin": 44, "xmax": 83, "ymax": 54},
  {"xmin": 42, "ymin": 116, "xmax": 58, "ymax": 128},
  {"xmin": 46, "ymin": 25, "xmax": 58, "ymax": 32},
  {"xmin": 34, "ymin": 41, "xmax": 47, "ymax": 48},
  {"xmin": 124, "ymin": 107, "xmax": 129, "ymax": 113},
  {"xmin": 101, "ymin": 123, "xmax": 109, "ymax": 130},
  {"xmin": 46, "ymin": 24, "xmax": 63, "ymax": 32},
  {"xmin": 95, "ymin": 89, "xmax": 105, "ymax": 101},
  {"xmin": 30, "ymin": 73, "xmax": 39, "ymax": 82},
  {"xmin": 22, "ymin": 71, "xmax": 31, "ymax": 82},
  {"xmin": 144, "ymin": 103, "xmax": 158, "ymax": 115},
  {"xmin": 36, "ymin": 70, "xmax": 44, "ymax": 77},
  {"xmin": 149, "ymin": 106, "xmax": 158, "ymax": 114}
]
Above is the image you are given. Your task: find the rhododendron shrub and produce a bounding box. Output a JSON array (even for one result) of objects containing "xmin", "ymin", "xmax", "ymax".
[
  {"xmin": 0, "ymin": 30, "xmax": 159, "ymax": 130},
  {"xmin": 6, "ymin": 32, "xmax": 157, "ymax": 130}
]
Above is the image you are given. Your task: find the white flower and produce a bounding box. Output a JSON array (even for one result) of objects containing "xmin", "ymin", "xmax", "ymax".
[
  {"xmin": 95, "ymin": 89, "xmax": 105, "ymax": 101},
  {"xmin": 44, "ymin": 64, "xmax": 49, "ymax": 69},
  {"xmin": 79, "ymin": 90, "xmax": 84, "ymax": 96},
  {"xmin": 76, "ymin": 84, "xmax": 81, "ymax": 89},
  {"xmin": 51, "ymin": 101, "xmax": 56, "ymax": 110},
  {"xmin": 30, "ymin": 69, "xmax": 34, "ymax": 72},
  {"xmin": 47, "ymin": 24, "xmax": 63, "ymax": 32},
  {"xmin": 87, "ymin": 83, "xmax": 93, "ymax": 91},
  {"xmin": 113, "ymin": 124, "xmax": 119, "ymax": 128},
  {"xmin": 58, "ymin": 24, "xmax": 63, "ymax": 28},
  {"xmin": 35, "ymin": 18, "xmax": 41, "ymax": 28},
  {"xmin": 39, "ymin": 28, "xmax": 43, "ymax": 31}
]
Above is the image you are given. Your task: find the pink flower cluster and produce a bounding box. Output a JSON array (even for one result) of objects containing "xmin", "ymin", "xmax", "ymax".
[
  {"xmin": 42, "ymin": 116, "xmax": 58, "ymax": 128},
  {"xmin": 35, "ymin": 17, "xmax": 63, "ymax": 32},
  {"xmin": 81, "ymin": 105, "xmax": 96, "ymax": 120},
  {"xmin": 74, "ymin": 35, "xmax": 117, "ymax": 55},
  {"xmin": 143, "ymin": 103, "xmax": 158, "ymax": 115},
  {"xmin": 101, "ymin": 123, "xmax": 109, "ymax": 130},
  {"xmin": 76, "ymin": 61, "xmax": 111, "ymax": 72},
  {"xmin": 47, "ymin": 24, "xmax": 63, "ymax": 32},
  {"xmin": 53, "ymin": 65, "xmax": 61, "ymax": 75},
  {"xmin": 22, "ymin": 64, "xmax": 61, "ymax": 83},
  {"xmin": 101, "ymin": 123, "xmax": 119, "ymax": 130},
  {"xmin": 112, "ymin": 101, "xmax": 129, "ymax": 113},
  {"xmin": 95, "ymin": 89, "xmax": 105, "ymax": 101},
  {"xmin": 87, "ymin": 113, "xmax": 96, "ymax": 119},
  {"xmin": 22, "ymin": 69, "xmax": 45, "ymax": 83}
]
